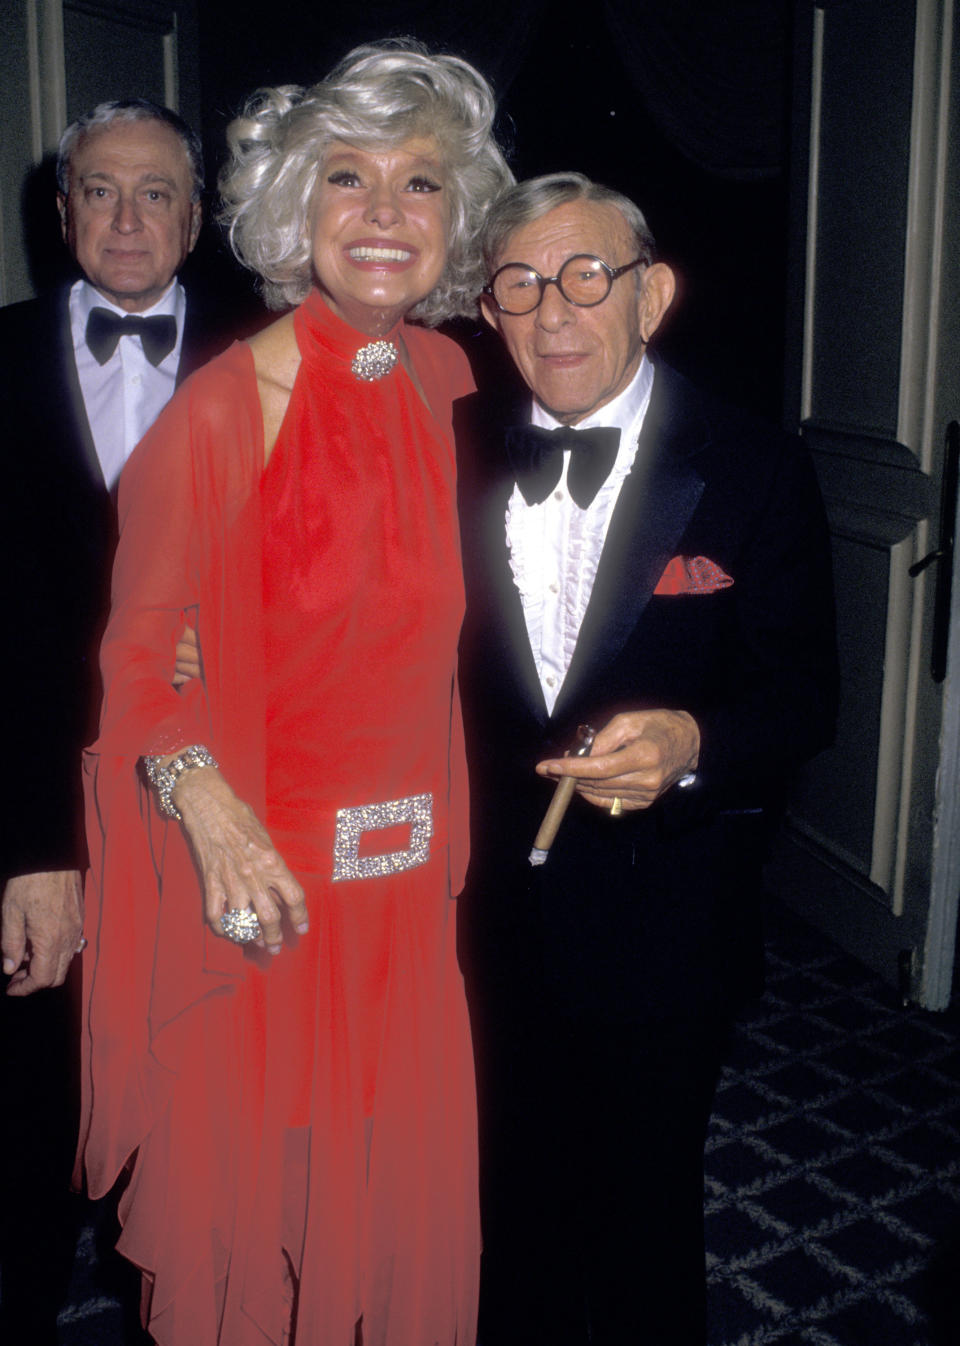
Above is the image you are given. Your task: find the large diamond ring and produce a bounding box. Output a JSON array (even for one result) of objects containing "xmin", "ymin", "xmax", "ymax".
[{"xmin": 220, "ymin": 907, "xmax": 263, "ymax": 943}]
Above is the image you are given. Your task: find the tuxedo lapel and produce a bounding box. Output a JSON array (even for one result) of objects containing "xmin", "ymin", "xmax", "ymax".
[
  {"xmin": 177, "ymin": 290, "xmax": 210, "ymax": 384},
  {"xmin": 177, "ymin": 283, "xmax": 250, "ymax": 384},
  {"xmin": 483, "ymin": 463, "xmax": 550, "ymax": 723},
  {"xmin": 552, "ymin": 364, "xmax": 708, "ymax": 722},
  {"xmin": 456, "ymin": 387, "xmax": 550, "ymax": 724},
  {"xmin": 50, "ymin": 288, "xmax": 104, "ymax": 492}
]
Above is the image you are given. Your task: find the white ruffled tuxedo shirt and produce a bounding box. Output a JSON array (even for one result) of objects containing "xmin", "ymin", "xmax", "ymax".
[{"xmin": 505, "ymin": 354, "xmax": 655, "ymax": 714}]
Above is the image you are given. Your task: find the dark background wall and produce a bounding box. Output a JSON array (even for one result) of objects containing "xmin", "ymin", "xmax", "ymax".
[{"xmin": 190, "ymin": 0, "xmax": 795, "ymax": 423}]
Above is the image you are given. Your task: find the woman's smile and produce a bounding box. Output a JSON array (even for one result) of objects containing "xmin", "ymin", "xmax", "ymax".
[{"xmin": 311, "ymin": 138, "xmax": 450, "ymax": 335}]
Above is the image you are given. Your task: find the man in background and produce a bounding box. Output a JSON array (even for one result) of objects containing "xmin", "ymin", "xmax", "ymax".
[{"xmin": 0, "ymin": 98, "xmax": 230, "ymax": 1344}]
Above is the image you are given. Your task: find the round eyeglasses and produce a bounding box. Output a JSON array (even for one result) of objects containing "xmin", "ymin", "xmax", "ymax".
[{"xmin": 484, "ymin": 253, "xmax": 646, "ymax": 315}]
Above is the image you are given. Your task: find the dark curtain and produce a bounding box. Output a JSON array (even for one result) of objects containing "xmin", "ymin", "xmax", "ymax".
[
  {"xmin": 200, "ymin": 1, "xmax": 788, "ymax": 179},
  {"xmin": 197, "ymin": 0, "xmax": 793, "ymax": 419},
  {"xmin": 604, "ymin": 0, "xmax": 789, "ymax": 180}
]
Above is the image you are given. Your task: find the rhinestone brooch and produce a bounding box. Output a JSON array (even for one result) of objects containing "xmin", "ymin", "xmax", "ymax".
[
  {"xmin": 351, "ymin": 340, "xmax": 398, "ymax": 381},
  {"xmin": 220, "ymin": 907, "xmax": 263, "ymax": 944}
]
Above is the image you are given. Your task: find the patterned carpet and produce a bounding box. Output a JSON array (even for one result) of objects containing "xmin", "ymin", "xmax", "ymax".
[
  {"xmin": 705, "ymin": 904, "xmax": 960, "ymax": 1346},
  {"xmin": 44, "ymin": 901, "xmax": 960, "ymax": 1344}
]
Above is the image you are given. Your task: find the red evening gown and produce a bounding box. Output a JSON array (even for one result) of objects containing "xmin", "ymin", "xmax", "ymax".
[{"xmin": 77, "ymin": 290, "xmax": 478, "ymax": 1346}]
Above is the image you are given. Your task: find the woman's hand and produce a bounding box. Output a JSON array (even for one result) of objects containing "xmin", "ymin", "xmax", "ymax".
[{"xmin": 173, "ymin": 766, "xmax": 308, "ymax": 953}]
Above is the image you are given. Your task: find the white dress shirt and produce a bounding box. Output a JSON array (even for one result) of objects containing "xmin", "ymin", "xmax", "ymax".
[
  {"xmin": 505, "ymin": 355, "xmax": 655, "ymax": 714},
  {"xmin": 69, "ymin": 277, "xmax": 186, "ymax": 490}
]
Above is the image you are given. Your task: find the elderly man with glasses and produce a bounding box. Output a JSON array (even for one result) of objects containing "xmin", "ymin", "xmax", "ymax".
[{"xmin": 455, "ymin": 173, "xmax": 838, "ymax": 1346}]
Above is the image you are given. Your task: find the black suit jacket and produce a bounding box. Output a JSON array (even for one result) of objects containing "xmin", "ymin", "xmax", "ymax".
[
  {"xmin": 456, "ymin": 360, "xmax": 838, "ymax": 1025},
  {"xmin": 0, "ymin": 285, "xmax": 224, "ymax": 878}
]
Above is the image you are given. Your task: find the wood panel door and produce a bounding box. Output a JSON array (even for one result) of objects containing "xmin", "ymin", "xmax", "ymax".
[{"xmin": 770, "ymin": 0, "xmax": 960, "ymax": 1009}]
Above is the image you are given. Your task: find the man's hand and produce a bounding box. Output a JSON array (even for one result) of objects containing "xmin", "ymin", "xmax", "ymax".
[
  {"xmin": 1, "ymin": 870, "xmax": 84, "ymax": 995},
  {"xmin": 535, "ymin": 710, "xmax": 700, "ymax": 813},
  {"xmin": 173, "ymin": 623, "xmax": 202, "ymax": 686}
]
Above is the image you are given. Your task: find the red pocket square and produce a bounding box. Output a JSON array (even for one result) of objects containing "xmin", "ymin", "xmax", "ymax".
[{"xmin": 654, "ymin": 556, "xmax": 734, "ymax": 596}]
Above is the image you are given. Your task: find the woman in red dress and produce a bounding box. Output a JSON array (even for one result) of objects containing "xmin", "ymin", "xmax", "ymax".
[{"xmin": 76, "ymin": 41, "xmax": 511, "ymax": 1346}]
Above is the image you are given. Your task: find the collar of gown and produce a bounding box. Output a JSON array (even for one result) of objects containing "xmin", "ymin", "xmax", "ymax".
[{"xmin": 300, "ymin": 287, "xmax": 404, "ymax": 367}]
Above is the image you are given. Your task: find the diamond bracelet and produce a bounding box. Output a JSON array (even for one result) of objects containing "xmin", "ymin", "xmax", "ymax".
[{"xmin": 142, "ymin": 745, "xmax": 218, "ymax": 821}]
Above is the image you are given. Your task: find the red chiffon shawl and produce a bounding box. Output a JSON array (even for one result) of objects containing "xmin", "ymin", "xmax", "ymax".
[{"xmin": 77, "ymin": 293, "xmax": 477, "ymax": 1346}]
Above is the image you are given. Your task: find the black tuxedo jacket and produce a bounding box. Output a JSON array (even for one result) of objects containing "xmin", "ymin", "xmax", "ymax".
[
  {"xmin": 0, "ymin": 286, "xmax": 222, "ymax": 878},
  {"xmin": 456, "ymin": 360, "xmax": 838, "ymax": 1025}
]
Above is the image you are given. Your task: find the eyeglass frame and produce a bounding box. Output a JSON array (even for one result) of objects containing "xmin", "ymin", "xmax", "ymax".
[{"xmin": 482, "ymin": 253, "xmax": 647, "ymax": 315}]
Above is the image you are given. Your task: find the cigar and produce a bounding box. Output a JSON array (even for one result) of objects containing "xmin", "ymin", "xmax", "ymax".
[{"xmin": 528, "ymin": 724, "xmax": 596, "ymax": 866}]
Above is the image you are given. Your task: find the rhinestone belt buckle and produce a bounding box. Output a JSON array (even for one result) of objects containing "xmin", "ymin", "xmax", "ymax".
[{"xmin": 332, "ymin": 792, "xmax": 434, "ymax": 882}]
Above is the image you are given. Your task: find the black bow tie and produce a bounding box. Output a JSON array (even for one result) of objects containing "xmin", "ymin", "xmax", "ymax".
[
  {"xmin": 505, "ymin": 424, "xmax": 621, "ymax": 509},
  {"xmin": 85, "ymin": 307, "xmax": 177, "ymax": 367}
]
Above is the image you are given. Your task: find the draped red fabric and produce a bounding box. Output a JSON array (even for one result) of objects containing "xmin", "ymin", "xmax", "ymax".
[{"xmin": 77, "ymin": 291, "xmax": 478, "ymax": 1346}]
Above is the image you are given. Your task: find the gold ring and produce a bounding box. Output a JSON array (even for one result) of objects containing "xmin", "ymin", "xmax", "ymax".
[{"xmin": 609, "ymin": 796, "xmax": 623, "ymax": 817}]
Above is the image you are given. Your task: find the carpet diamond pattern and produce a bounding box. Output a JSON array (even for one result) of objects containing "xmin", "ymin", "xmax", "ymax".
[{"xmin": 705, "ymin": 906, "xmax": 960, "ymax": 1346}]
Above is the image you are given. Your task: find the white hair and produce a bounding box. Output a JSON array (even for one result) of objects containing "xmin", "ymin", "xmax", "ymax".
[
  {"xmin": 219, "ymin": 39, "xmax": 513, "ymax": 321},
  {"xmin": 57, "ymin": 99, "xmax": 203, "ymax": 201},
  {"xmin": 481, "ymin": 171, "xmax": 657, "ymax": 276}
]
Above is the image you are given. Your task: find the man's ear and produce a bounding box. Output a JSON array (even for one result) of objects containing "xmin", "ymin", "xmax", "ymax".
[
  {"xmin": 480, "ymin": 291, "xmax": 502, "ymax": 333},
  {"xmin": 639, "ymin": 262, "xmax": 676, "ymax": 344},
  {"xmin": 57, "ymin": 192, "xmax": 68, "ymax": 242}
]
